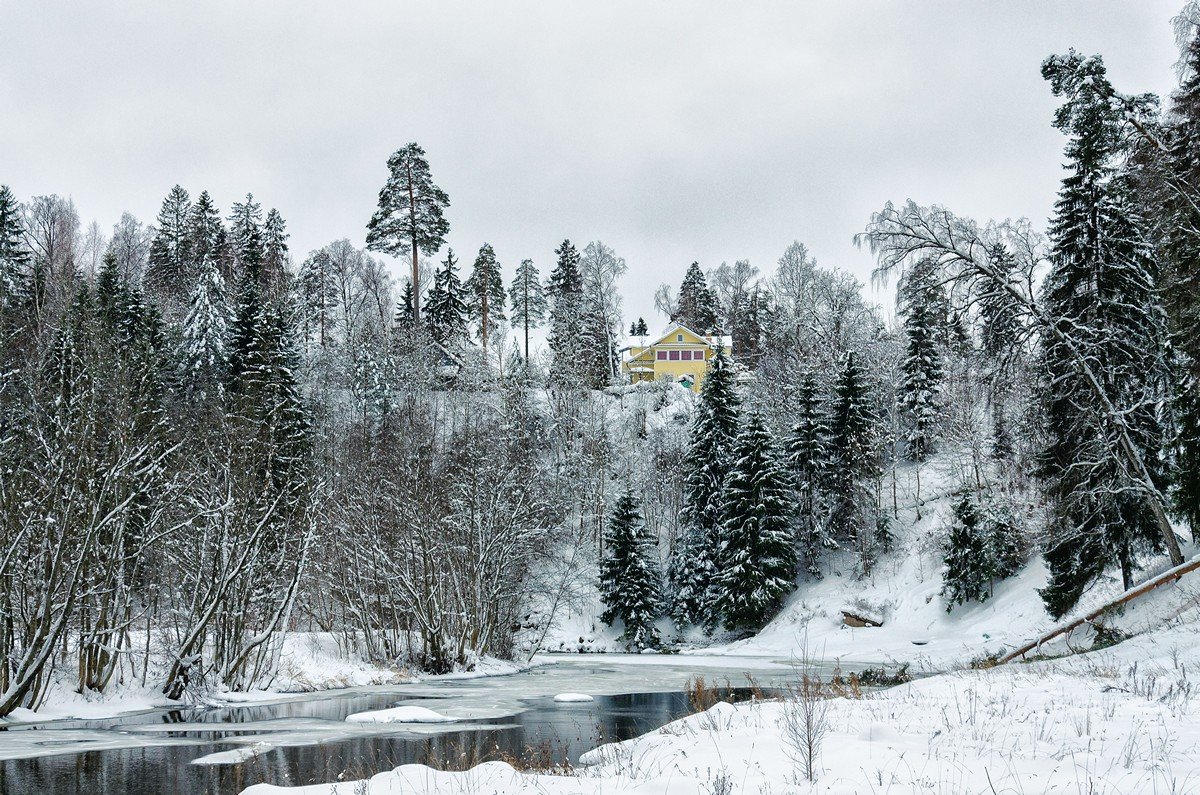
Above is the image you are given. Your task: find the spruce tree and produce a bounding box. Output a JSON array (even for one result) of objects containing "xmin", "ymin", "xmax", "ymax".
[
  {"xmin": 631, "ymin": 317, "xmax": 648, "ymax": 337},
  {"xmin": 715, "ymin": 411, "xmax": 797, "ymax": 630},
  {"xmin": 465, "ymin": 242, "xmax": 506, "ymax": 351},
  {"xmin": 941, "ymin": 494, "xmax": 991, "ymax": 609},
  {"xmin": 669, "ymin": 343, "xmax": 739, "ymax": 627},
  {"xmin": 598, "ymin": 490, "xmax": 662, "ymax": 650},
  {"xmin": 188, "ymin": 190, "xmax": 224, "ymax": 276},
  {"xmin": 545, "ymin": 239, "xmax": 585, "ymax": 382},
  {"xmin": 508, "ymin": 258, "xmax": 546, "ymax": 362},
  {"xmin": 1038, "ymin": 52, "xmax": 1170, "ymax": 616},
  {"xmin": 262, "ymin": 208, "xmax": 290, "ymax": 289},
  {"xmin": 365, "ymin": 142, "xmax": 451, "ymax": 326},
  {"xmin": 228, "ymin": 193, "xmax": 265, "ymax": 286},
  {"xmin": 0, "ymin": 185, "xmax": 30, "ymax": 314},
  {"xmin": 828, "ymin": 352, "xmax": 880, "ymax": 568},
  {"xmin": 787, "ymin": 371, "xmax": 834, "ymax": 577},
  {"xmin": 898, "ymin": 256, "xmax": 944, "ymax": 462},
  {"xmin": 1161, "ymin": 21, "xmax": 1200, "ymax": 539},
  {"xmin": 424, "ymin": 249, "xmax": 468, "ymax": 345},
  {"xmin": 676, "ymin": 262, "xmax": 719, "ymax": 332},
  {"xmin": 180, "ymin": 253, "xmax": 231, "ymax": 401},
  {"xmin": 145, "ymin": 185, "xmax": 193, "ymax": 305}
]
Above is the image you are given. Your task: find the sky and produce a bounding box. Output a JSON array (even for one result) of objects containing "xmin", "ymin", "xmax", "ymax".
[{"xmin": 0, "ymin": 1, "xmax": 1188, "ymax": 331}]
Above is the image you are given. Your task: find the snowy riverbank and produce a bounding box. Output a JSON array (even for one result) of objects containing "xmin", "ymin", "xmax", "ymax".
[{"xmin": 241, "ymin": 617, "xmax": 1200, "ymax": 794}]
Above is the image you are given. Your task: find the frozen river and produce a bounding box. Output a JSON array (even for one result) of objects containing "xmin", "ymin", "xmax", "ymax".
[{"xmin": 0, "ymin": 654, "xmax": 836, "ymax": 794}]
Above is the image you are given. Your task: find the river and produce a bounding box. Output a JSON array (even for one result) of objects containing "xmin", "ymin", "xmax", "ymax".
[{"xmin": 0, "ymin": 654, "xmax": 837, "ymax": 794}]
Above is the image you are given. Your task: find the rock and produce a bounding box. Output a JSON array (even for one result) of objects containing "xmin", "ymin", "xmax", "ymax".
[{"xmin": 842, "ymin": 610, "xmax": 883, "ymax": 628}]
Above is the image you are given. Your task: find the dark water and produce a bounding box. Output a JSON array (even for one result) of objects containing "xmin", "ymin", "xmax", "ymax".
[{"xmin": 0, "ymin": 685, "xmax": 764, "ymax": 794}]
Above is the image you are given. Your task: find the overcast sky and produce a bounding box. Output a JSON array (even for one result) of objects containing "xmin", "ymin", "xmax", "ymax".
[{"xmin": 0, "ymin": 1, "xmax": 1187, "ymax": 330}]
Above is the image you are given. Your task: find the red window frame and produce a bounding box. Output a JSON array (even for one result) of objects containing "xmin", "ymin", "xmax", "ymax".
[{"xmin": 669, "ymin": 350, "xmax": 680, "ymax": 361}]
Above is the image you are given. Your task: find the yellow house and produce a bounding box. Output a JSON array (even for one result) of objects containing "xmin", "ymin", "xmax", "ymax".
[{"xmin": 621, "ymin": 323, "xmax": 733, "ymax": 392}]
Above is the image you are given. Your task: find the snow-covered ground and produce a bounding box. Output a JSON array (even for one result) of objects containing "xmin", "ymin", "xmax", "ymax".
[{"xmin": 241, "ymin": 616, "xmax": 1200, "ymax": 794}]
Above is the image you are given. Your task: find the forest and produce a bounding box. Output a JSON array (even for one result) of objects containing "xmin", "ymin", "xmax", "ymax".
[{"xmin": 1, "ymin": 25, "xmax": 1199, "ymax": 727}]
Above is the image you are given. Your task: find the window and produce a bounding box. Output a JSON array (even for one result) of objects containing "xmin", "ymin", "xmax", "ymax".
[
  {"xmin": 656, "ymin": 350, "xmax": 668, "ymax": 360},
  {"xmin": 677, "ymin": 334, "xmax": 684, "ymax": 342},
  {"xmin": 695, "ymin": 349, "xmax": 705, "ymax": 361},
  {"xmin": 669, "ymin": 350, "xmax": 680, "ymax": 361},
  {"xmin": 680, "ymin": 350, "xmax": 691, "ymax": 361}
]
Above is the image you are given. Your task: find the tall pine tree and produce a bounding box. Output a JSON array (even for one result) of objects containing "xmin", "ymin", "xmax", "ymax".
[
  {"xmin": 465, "ymin": 242, "xmax": 506, "ymax": 351},
  {"xmin": 365, "ymin": 143, "xmax": 451, "ymax": 326},
  {"xmin": 676, "ymin": 262, "xmax": 719, "ymax": 332},
  {"xmin": 508, "ymin": 258, "xmax": 546, "ymax": 362}
]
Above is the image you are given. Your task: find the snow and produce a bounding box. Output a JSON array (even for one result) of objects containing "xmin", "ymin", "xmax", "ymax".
[
  {"xmin": 553, "ymin": 692, "xmax": 594, "ymax": 703},
  {"xmin": 241, "ymin": 621, "xmax": 1200, "ymax": 793},
  {"xmin": 344, "ymin": 705, "xmax": 453, "ymax": 724},
  {"xmin": 190, "ymin": 742, "xmax": 272, "ymax": 765}
]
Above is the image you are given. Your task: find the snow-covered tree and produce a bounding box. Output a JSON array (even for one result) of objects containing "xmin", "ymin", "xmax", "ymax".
[
  {"xmin": 365, "ymin": 142, "xmax": 450, "ymax": 326},
  {"xmin": 262, "ymin": 208, "xmax": 290, "ymax": 289},
  {"xmin": 676, "ymin": 261, "xmax": 719, "ymax": 332},
  {"xmin": 228, "ymin": 193, "xmax": 265, "ymax": 285},
  {"xmin": 715, "ymin": 411, "xmax": 796, "ymax": 630},
  {"xmin": 828, "ymin": 351, "xmax": 881, "ymax": 570},
  {"xmin": 465, "ymin": 242, "xmax": 505, "ymax": 351},
  {"xmin": 669, "ymin": 343, "xmax": 739, "ymax": 627},
  {"xmin": 943, "ymin": 492, "xmax": 1024, "ymax": 610},
  {"xmin": 145, "ymin": 185, "xmax": 193, "ymax": 304},
  {"xmin": 942, "ymin": 494, "xmax": 991, "ymax": 608},
  {"xmin": 508, "ymin": 258, "xmax": 546, "ymax": 362},
  {"xmin": 898, "ymin": 256, "xmax": 944, "ymax": 462},
  {"xmin": 0, "ymin": 184, "xmax": 29, "ymax": 313},
  {"xmin": 1038, "ymin": 52, "xmax": 1170, "ymax": 617},
  {"xmin": 179, "ymin": 253, "xmax": 231, "ymax": 401},
  {"xmin": 787, "ymin": 371, "xmax": 834, "ymax": 577},
  {"xmin": 545, "ymin": 239, "xmax": 584, "ymax": 382},
  {"xmin": 598, "ymin": 490, "xmax": 662, "ymax": 650},
  {"xmin": 424, "ymin": 248, "xmax": 468, "ymax": 345}
]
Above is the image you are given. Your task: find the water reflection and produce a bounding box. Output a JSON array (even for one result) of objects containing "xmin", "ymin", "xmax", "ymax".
[{"xmin": 0, "ymin": 689, "xmax": 751, "ymax": 795}]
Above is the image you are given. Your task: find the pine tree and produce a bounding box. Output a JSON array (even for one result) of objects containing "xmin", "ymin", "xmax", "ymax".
[
  {"xmin": 630, "ymin": 317, "xmax": 648, "ymax": 337},
  {"xmin": 669, "ymin": 343, "xmax": 739, "ymax": 627},
  {"xmin": 598, "ymin": 490, "xmax": 662, "ymax": 649},
  {"xmin": 898, "ymin": 257, "xmax": 944, "ymax": 462},
  {"xmin": 1038, "ymin": 52, "xmax": 1170, "ymax": 617},
  {"xmin": 145, "ymin": 185, "xmax": 193, "ymax": 305},
  {"xmin": 262, "ymin": 208, "xmax": 290, "ymax": 289},
  {"xmin": 545, "ymin": 239, "xmax": 584, "ymax": 382},
  {"xmin": 828, "ymin": 352, "xmax": 881, "ymax": 567},
  {"xmin": 0, "ymin": 184, "xmax": 30, "ymax": 314},
  {"xmin": 676, "ymin": 262, "xmax": 719, "ymax": 332},
  {"xmin": 509, "ymin": 258, "xmax": 546, "ymax": 362},
  {"xmin": 465, "ymin": 243, "xmax": 506, "ymax": 351},
  {"xmin": 942, "ymin": 494, "xmax": 991, "ymax": 609},
  {"xmin": 578, "ymin": 293, "xmax": 618, "ymax": 388},
  {"xmin": 715, "ymin": 411, "xmax": 797, "ymax": 629},
  {"xmin": 424, "ymin": 249, "xmax": 468, "ymax": 345},
  {"xmin": 787, "ymin": 371, "xmax": 834, "ymax": 577},
  {"xmin": 180, "ymin": 252, "xmax": 231, "ymax": 401},
  {"xmin": 366, "ymin": 142, "xmax": 451, "ymax": 326}
]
